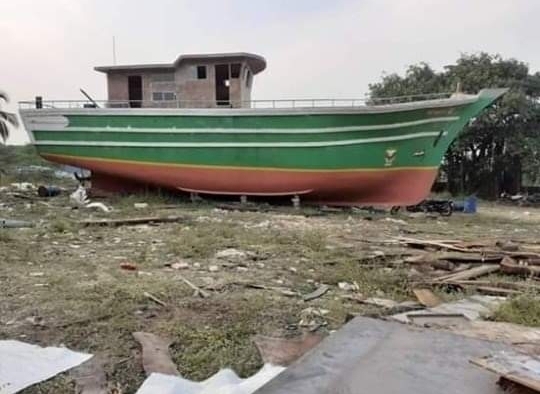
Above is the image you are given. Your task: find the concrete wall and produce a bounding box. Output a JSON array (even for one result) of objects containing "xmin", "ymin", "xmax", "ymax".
[
  {"xmin": 104, "ymin": 61, "xmax": 255, "ymax": 108},
  {"xmin": 107, "ymin": 74, "xmax": 129, "ymax": 102}
]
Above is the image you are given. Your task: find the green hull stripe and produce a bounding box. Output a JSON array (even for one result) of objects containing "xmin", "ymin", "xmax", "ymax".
[
  {"xmin": 34, "ymin": 131, "xmax": 441, "ymax": 148},
  {"xmin": 57, "ymin": 116, "xmax": 459, "ymax": 134}
]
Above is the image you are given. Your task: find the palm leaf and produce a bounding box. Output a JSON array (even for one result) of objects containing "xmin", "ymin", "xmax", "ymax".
[
  {"xmin": 0, "ymin": 120, "xmax": 9, "ymax": 142},
  {"xmin": 0, "ymin": 110, "xmax": 19, "ymax": 143}
]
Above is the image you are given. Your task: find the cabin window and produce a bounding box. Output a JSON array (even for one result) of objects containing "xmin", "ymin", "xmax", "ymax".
[
  {"xmin": 197, "ymin": 66, "xmax": 207, "ymax": 79},
  {"xmin": 152, "ymin": 73, "xmax": 175, "ymax": 82},
  {"xmin": 152, "ymin": 92, "xmax": 177, "ymax": 101},
  {"xmin": 230, "ymin": 63, "xmax": 241, "ymax": 78}
]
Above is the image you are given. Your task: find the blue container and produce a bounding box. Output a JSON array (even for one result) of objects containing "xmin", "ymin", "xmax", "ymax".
[{"xmin": 463, "ymin": 196, "xmax": 477, "ymax": 214}]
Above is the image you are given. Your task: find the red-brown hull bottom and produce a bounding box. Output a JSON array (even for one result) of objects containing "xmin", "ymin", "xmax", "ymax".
[{"xmin": 44, "ymin": 154, "xmax": 438, "ymax": 206}]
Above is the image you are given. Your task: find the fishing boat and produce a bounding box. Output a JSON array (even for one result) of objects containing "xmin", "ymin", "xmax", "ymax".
[{"xmin": 19, "ymin": 52, "xmax": 506, "ymax": 205}]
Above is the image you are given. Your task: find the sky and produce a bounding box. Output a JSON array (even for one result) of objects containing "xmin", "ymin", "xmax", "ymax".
[{"xmin": 1, "ymin": 0, "xmax": 539, "ymax": 144}]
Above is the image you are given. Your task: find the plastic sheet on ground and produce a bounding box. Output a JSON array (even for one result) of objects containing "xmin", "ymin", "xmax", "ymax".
[
  {"xmin": 391, "ymin": 295, "xmax": 506, "ymax": 324},
  {"xmin": 0, "ymin": 340, "xmax": 92, "ymax": 394},
  {"xmin": 135, "ymin": 364, "xmax": 285, "ymax": 394}
]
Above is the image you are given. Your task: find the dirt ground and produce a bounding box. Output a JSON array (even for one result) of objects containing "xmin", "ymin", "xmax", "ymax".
[{"xmin": 1, "ymin": 186, "xmax": 540, "ymax": 393}]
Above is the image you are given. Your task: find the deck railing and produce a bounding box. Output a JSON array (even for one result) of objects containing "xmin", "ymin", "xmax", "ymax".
[{"xmin": 18, "ymin": 93, "xmax": 454, "ymax": 110}]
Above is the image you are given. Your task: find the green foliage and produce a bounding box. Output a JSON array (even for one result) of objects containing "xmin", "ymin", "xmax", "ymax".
[
  {"xmin": 492, "ymin": 294, "xmax": 540, "ymax": 327},
  {"xmin": 369, "ymin": 53, "xmax": 540, "ymax": 198},
  {"xmin": 0, "ymin": 92, "xmax": 19, "ymax": 143}
]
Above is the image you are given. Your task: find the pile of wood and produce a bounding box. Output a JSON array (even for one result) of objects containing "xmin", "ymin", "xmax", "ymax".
[{"xmin": 398, "ymin": 236, "xmax": 540, "ymax": 296}]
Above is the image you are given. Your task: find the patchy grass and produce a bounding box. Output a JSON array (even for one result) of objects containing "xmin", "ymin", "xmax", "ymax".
[
  {"xmin": 492, "ymin": 293, "xmax": 540, "ymax": 327},
  {"xmin": 3, "ymin": 192, "xmax": 540, "ymax": 393}
]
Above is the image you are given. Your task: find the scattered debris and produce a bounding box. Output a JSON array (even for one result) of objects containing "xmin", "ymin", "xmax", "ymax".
[
  {"xmin": 143, "ymin": 292, "xmax": 167, "ymax": 307},
  {"xmin": 434, "ymin": 264, "xmax": 500, "ymax": 282},
  {"xmin": 412, "ymin": 288, "xmax": 442, "ymax": 307},
  {"xmin": 360, "ymin": 297, "xmax": 399, "ymax": 309},
  {"xmin": 299, "ymin": 307, "xmax": 329, "ymax": 331},
  {"xmin": 0, "ymin": 340, "xmax": 92, "ymax": 394},
  {"xmin": 208, "ymin": 265, "xmax": 219, "ymax": 272},
  {"xmin": 0, "ymin": 218, "xmax": 34, "ymax": 228},
  {"xmin": 134, "ymin": 203, "xmax": 149, "ymax": 209},
  {"xmin": 215, "ymin": 248, "xmax": 248, "ymax": 261},
  {"xmin": 135, "ymin": 364, "xmax": 285, "ymax": 394},
  {"xmin": 120, "ymin": 262, "xmax": 138, "ymax": 271},
  {"xmin": 255, "ymin": 317, "xmax": 509, "ymax": 394},
  {"xmin": 80, "ymin": 215, "xmax": 187, "ymax": 227},
  {"xmin": 170, "ymin": 261, "xmax": 189, "ymax": 270},
  {"xmin": 392, "ymin": 295, "xmax": 505, "ymax": 324},
  {"xmin": 302, "ymin": 284, "xmax": 329, "ymax": 302},
  {"xmin": 338, "ymin": 281, "xmax": 359, "ymax": 292},
  {"xmin": 71, "ymin": 186, "xmax": 111, "ymax": 212},
  {"xmin": 177, "ymin": 275, "xmax": 210, "ymax": 298},
  {"xmin": 132, "ymin": 332, "xmax": 179, "ymax": 376},
  {"xmin": 253, "ymin": 333, "xmax": 325, "ymax": 366},
  {"xmin": 501, "ymin": 256, "xmax": 540, "ymax": 277},
  {"xmin": 71, "ymin": 356, "xmax": 107, "ymax": 394},
  {"xmin": 471, "ymin": 351, "xmax": 540, "ymax": 393}
]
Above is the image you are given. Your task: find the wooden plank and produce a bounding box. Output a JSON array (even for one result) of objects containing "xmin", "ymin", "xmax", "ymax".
[
  {"xmin": 471, "ymin": 351, "xmax": 540, "ymax": 392},
  {"xmin": 437, "ymin": 265, "xmax": 500, "ymax": 282},
  {"xmin": 80, "ymin": 215, "xmax": 187, "ymax": 227},
  {"xmin": 500, "ymin": 256, "xmax": 540, "ymax": 277},
  {"xmin": 412, "ymin": 288, "xmax": 442, "ymax": 307}
]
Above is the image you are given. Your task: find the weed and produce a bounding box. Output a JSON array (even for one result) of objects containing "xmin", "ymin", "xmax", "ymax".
[{"xmin": 492, "ymin": 293, "xmax": 540, "ymax": 327}]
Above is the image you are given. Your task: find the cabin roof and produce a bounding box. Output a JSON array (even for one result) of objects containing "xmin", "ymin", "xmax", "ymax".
[{"xmin": 94, "ymin": 52, "xmax": 266, "ymax": 74}]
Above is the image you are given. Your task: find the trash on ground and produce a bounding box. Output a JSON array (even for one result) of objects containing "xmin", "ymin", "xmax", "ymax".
[
  {"xmin": 215, "ymin": 248, "xmax": 248, "ymax": 261},
  {"xmin": 80, "ymin": 215, "xmax": 186, "ymax": 227},
  {"xmin": 302, "ymin": 284, "xmax": 329, "ymax": 302},
  {"xmin": 253, "ymin": 333, "xmax": 325, "ymax": 366},
  {"xmin": 298, "ymin": 307, "xmax": 329, "ymax": 331},
  {"xmin": 135, "ymin": 364, "xmax": 285, "ymax": 394},
  {"xmin": 120, "ymin": 262, "xmax": 138, "ymax": 271},
  {"xmin": 133, "ymin": 332, "xmax": 179, "ymax": 376},
  {"xmin": 391, "ymin": 295, "xmax": 505, "ymax": 324},
  {"xmin": 0, "ymin": 218, "xmax": 34, "ymax": 228},
  {"xmin": 0, "ymin": 339, "xmax": 92, "ymax": 394},
  {"xmin": 70, "ymin": 186, "xmax": 111, "ymax": 212},
  {"xmin": 471, "ymin": 350, "xmax": 540, "ymax": 393},
  {"xmin": 70, "ymin": 356, "xmax": 107, "ymax": 394},
  {"xmin": 338, "ymin": 281, "xmax": 359, "ymax": 292}
]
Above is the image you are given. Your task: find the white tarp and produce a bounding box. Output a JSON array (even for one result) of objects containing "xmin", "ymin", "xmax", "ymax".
[
  {"xmin": 0, "ymin": 340, "xmax": 92, "ymax": 394},
  {"xmin": 136, "ymin": 364, "xmax": 285, "ymax": 394}
]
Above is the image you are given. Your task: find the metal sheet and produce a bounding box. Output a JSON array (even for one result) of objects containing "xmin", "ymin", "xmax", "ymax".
[{"xmin": 254, "ymin": 317, "xmax": 509, "ymax": 394}]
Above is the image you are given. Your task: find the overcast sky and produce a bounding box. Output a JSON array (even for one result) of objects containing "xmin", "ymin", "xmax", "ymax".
[{"xmin": 2, "ymin": 0, "xmax": 539, "ymax": 144}]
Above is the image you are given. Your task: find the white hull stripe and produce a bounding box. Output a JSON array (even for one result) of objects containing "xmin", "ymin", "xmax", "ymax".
[
  {"xmin": 34, "ymin": 131, "xmax": 442, "ymax": 148},
  {"xmin": 31, "ymin": 116, "xmax": 459, "ymax": 134}
]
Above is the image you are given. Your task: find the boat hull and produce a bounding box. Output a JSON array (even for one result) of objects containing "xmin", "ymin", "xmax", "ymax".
[
  {"xmin": 41, "ymin": 153, "xmax": 439, "ymax": 205},
  {"xmin": 20, "ymin": 89, "xmax": 507, "ymax": 205}
]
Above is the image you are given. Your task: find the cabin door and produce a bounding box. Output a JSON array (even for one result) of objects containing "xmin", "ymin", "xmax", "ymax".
[
  {"xmin": 215, "ymin": 64, "xmax": 230, "ymax": 106},
  {"xmin": 128, "ymin": 76, "xmax": 142, "ymax": 108}
]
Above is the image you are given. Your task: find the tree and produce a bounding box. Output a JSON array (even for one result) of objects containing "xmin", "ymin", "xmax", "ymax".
[
  {"xmin": 0, "ymin": 92, "xmax": 19, "ymax": 143},
  {"xmin": 369, "ymin": 53, "xmax": 540, "ymax": 198}
]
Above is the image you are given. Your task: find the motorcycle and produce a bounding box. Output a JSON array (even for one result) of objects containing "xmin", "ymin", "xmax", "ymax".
[{"xmin": 390, "ymin": 199, "xmax": 454, "ymax": 216}]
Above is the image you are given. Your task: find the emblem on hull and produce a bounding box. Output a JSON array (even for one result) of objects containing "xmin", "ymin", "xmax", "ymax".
[{"xmin": 385, "ymin": 148, "xmax": 397, "ymax": 166}]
